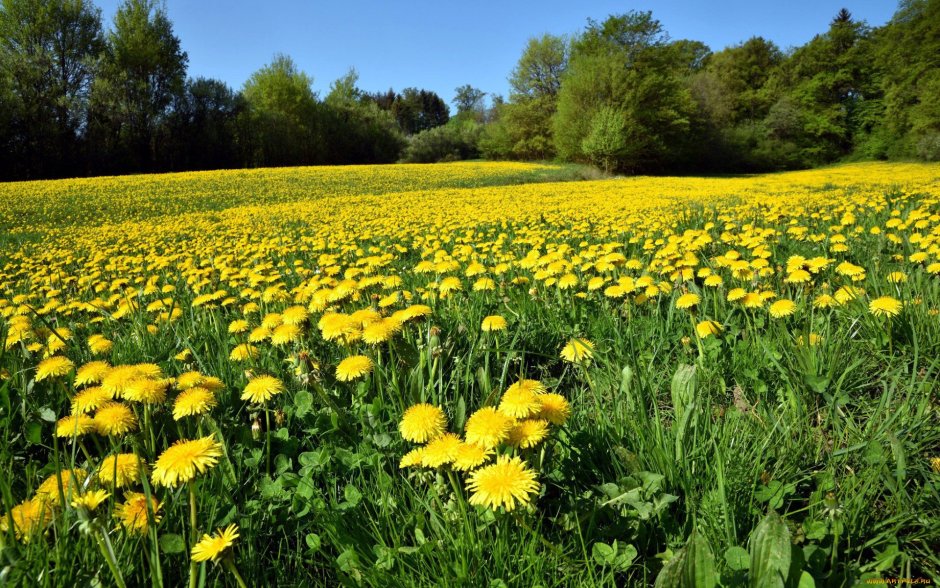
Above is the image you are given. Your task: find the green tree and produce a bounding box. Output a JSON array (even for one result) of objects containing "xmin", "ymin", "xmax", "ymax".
[
  {"xmin": 159, "ymin": 77, "xmax": 245, "ymax": 171},
  {"xmin": 874, "ymin": 0, "xmax": 940, "ymax": 159},
  {"xmin": 321, "ymin": 69, "xmax": 405, "ymax": 163},
  {"xmin": 0, "ymin": 0, "xmax": 104, "ymax": 177},
  {"xmin": 394, "ymin": 88, "xmax": 449, "ymax": 134},
  {"xmin": 553, "ymin": 11, "xmax": 696, "ymax": 172},
  {"xmin": 764, "ymin": 10, "xmax": 875, "ymax": 164},
  {"xmin": 452, "ymin": 84, "xmax": 486, "ymax": 122},
  {"xmin": 581, "ymin": 106, "xmax": 628, "ymax": 173},
  {"xmin": 240, "ymin": 54, "xmax": 320, "ymax": 166},
  {"xmin": 487, "ymin": 33, "xmax": 568, "ymax": 160},
  {"xmin": 88, "ymin": 0, "xmax": 187, "ymax": 172}
]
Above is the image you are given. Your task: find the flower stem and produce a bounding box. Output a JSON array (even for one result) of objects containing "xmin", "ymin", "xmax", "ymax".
[
  {"xmin": 223, "ymin": 556, "xmax": 249, "ymax": 588},
  {"xmin": 188, "ymin": 480, "xmax": 198, "ymax": 588},
  {"xmin": 94, "ymin": 526, "xmax": 127, "ymax": 588}
]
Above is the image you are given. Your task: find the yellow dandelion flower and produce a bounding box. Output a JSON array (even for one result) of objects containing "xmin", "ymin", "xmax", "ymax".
[
  {"xmin": 769, "ymin": 299, "xmax": 797, "ymax": 319},
  {"xmin": 74, "ymin": 361, "xmax": 111, "ymax": 387},
  {"xmin": 36, "ymin": 355, "xmax": 74, "ymax": 381},
  {"xmin": 537, "ymin": 393, "xmax": 570, "ymax": 426},
  {"xmin": 176, "ymin": 371, "xmax": 205, "ymax": 390},
  {"xmin": 499, "ymin": 380, "xmax": 544, "ymax": 418},
  {"xmin": 248, "ymin": 326, "xmax": 271, "ymax": 342},
  {"xmin": 473, "ymin": 277, "xmax": 497, "ymax": 291},
  {"xmin": 557, "ymin": 273, "xmax": 578, "ymax": 289},
  {"xmin": 869, "ymin": 296, "xmax": 902, "ymax": 318},
  {"xmin": 398, "ymin": 304, "xmax": 432, "ymax": 322},
  {"xmin": 55, "ymin": 414, "xmax": 97, "ymax": 438},
  {"xmin": 98, "ymin": 453, "xmax": 147, "ymax": 488},
  {"xmin": 560, "ymin": 338, "xmax": 594, "ymax": 363},
  {"xmin": 704, "ymin": 274, "xmax": 724, "ymax": 287},
  {"xmin": 335, "ymin": 355, "xmax": 373, "ymax": 382},
  {"xmin": 122, "ymin": 378, "xmax": 168, "ymax": 404},
  {"xmin": 452, "ymin": 443, "xmax": 493, "ymax": 471},
  {"xmin": 726, "ymin": 287, "xmax": 746, "ymax": 302},
  {"xmin": 271, "ymin": 323, "xmax": 302, "ymax": 346},
  {"xmin": 35, "ymin": 469, "xmax": 87, "ymax": 506},
  {"xmin": 438, "ymin": 276, "xmax": 462, "ymax": 296},
  {"xmin": 94, "ymin": 402, "xmax": 137, "ymax": 436},
  {"xmin": 481, "ymin": 315, "xmax": 507, "ymax": 332},
  {"xmin": 887, "ymin": 271, "xmax": 907, "ymax": 284},
  {"xmin": 796, "ymin": 333, "xmax": 824, "ymax": 347},
  {"xmin": 362, "ymin": 318, "xmax": 402, "ymax": 345},
  {"xmin": 71, "ymin": 386, "xmax": 113, "ymax": 414},
  {"xmin": 261, "ymin": 313, "xmax": 283, "ymax": 329},
  {"xmin": 227, "ymin": 320, "xmax": 250, "ymax": 334},
  {"xmin": 466, "ymin": 455, "xmax": 539, "ymax": 512},
  {"xmin": 813, "ymin": 294, "xmax": 837, "ymax": 309},
  {"xmin": 101, "ymin": 365, "xmax": 144, "ymax": 397},
  {"xmin": 173, "ymin": 386, "xmax": 216, "ymax": 420},
  {"xmin": 318, "ymin": 313, "xmax": 356, "ymax": 341},
  {"xmin": 399, "ymin": 403, "xmax": 447, "ymax": 443},
  {"xmin": 464, "ymin": 407, "xmax": 514, "ymax": 449},
  {"xmin": 834, "ymin": 286, "xmax": 863, "ymax": 304},
  {"xmin": 70, "ymin": 489, "xmax": 110, "ymax": 512},
  {"xmin": 191, "ymin": 524, "xmax": 240, "ymax": 563},
  {"xmin": 87, "ymin": 334, "xmax": 113, "ymax": 356},
  {"xmin": 1, "ymin": 499, "xmax": 53, "ymax": 543},
  {"xmin": 695, "ymin": 320, "xmax": 723, "ymax": 339},
  {"xmin": 675, "ymin": 293, "xmax": 700, "ymax": 310},
  {"xmin": 507, "ymin": 419, "xmax": 550, "ymax": 449},
  {"xmin": 281, "ymin": 305, "xmax": 309, "ymax": 325},
  {"xmin": 399, "ymin": 447, "xmax": 428, "ymax": 469},
  {"xmin": 241, "ymin": 375, "xmax": 284, "ymax": 404},
  {"xmin": 151, "ymin": 436, "xmax": 223, "ymax": 488},
  {"xmin": 229, "ymin": 343, "xmax": 258, "ymax": 361},
  {"xmin": 114, "ymin": 492, "xmax": 162, "ymax": 534},
  {"xmin": 421, "ymin": 433, "xmax": 462, "ymax": 468}
]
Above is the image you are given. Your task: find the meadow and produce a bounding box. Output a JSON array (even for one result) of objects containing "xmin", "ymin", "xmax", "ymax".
[{"xmin": 0, "ymin": 161, "xmax": 938, "ymax": 587}]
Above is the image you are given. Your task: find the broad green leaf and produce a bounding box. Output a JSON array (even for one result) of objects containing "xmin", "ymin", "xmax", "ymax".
[
  {"xmin": 725, "ymin": 546, "xmax": 749, "ymax": 571},
  {"xmin": 654, "ymin": 529, "xmax": 715, "ymax": 588},
  {"xmin": 749, "ymin": 511, "xmax": 791, "ymax": 588},
  {"xmin": 158, "ymin": 534, "xmax": 186, "ymax": 554},
  {"xmin": 294, "ymin": 390, "xmax": 313, "ymax": 415},
  {"xmin": 305, "ymin": 532, "xmax": 321, "ymax": 552}
]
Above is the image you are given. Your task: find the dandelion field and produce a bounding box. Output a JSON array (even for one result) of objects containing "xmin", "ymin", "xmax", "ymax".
[{"xmin": 1, "ymin": 161, "xmax": 939, "ymax": 586}]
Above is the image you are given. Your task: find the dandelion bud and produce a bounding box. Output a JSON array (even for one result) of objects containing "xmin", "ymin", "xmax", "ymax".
[{"xmin": 251, "ymin": 418, "xmax": 262, "ymax": 440}]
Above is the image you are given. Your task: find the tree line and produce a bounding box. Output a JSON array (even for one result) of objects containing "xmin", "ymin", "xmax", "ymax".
[{"xmin": 0, "ymin": 0, "xmax": 937, "ymax": 180}]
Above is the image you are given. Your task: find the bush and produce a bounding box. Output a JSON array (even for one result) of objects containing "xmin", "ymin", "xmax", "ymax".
[{"xmin": 400, "ymin": 122, "xmax": 483, "ymax": 163}]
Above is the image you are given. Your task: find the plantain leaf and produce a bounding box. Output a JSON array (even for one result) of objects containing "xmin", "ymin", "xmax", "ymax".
[{"xmin": 749, "ymin": 511, "xmax": 791, "ymax": 588}]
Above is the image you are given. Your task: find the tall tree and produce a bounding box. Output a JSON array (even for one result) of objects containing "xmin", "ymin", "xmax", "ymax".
[
  {"xmin": 0, "ymin": 0, "xmax": 103, "ymax": 177},
  {"xmin": 487, "ymin": 33, "xmax": 568, "ymax": 159},
  {"xmin": 392, "ymin": 88, "xmax": 449, "ymax": 134},
  {"xmin": 873, "ymin": 0, "xmax": 940, "ymax": 160},
  {"xmin": 553, "ymin": 11, "xmax": 696, "ymax": 172},
  {"xmin": 159, "ymin": 77, "xmax": 245, "ymax": 171},
  {"xmin": 88, "ymin": 0, "xmax": 187, "ymax": 173},
  {"xmin": 241, "ymin": 53, "xmax": 320, "ymax": 166},
  {"xmin": 452, "ymin": 84, "xmax": 486, "ymax": 122}
]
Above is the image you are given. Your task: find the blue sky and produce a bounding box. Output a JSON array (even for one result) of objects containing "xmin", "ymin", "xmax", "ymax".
[{"xmin": 94, "ymin": 0, "xmax": 899, "ymax": 109}]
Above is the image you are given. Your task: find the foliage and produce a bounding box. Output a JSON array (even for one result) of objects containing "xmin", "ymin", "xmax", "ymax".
[
  {"xmin": 400, "ymin": 121, "xmax": 483, "ymax": 163},
  {"xmin": 87, "ymin": 0, "xmax": 187, "ymax": 173},
  {"xmin": 0, "ymin": 0, "xmax": 104, "ymax": 178},
  {"xmin": 581, "ymin": 107, "xmax": 628, "ymax": 173},
  {"xmin": 552, "ymin": 11, "xmax": 697, "ymax": 173},
  {"xmin": 240, "ymin": 54, "xmax": 320, "ymax": 167}
]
